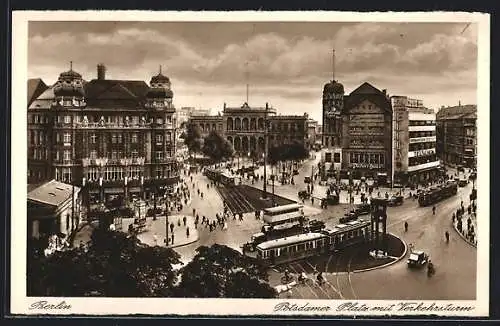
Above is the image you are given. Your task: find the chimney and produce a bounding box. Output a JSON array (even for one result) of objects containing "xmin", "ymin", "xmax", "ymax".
[
  {"xmin": 223, "ymin": 102, "xmax": 226, "ymax": 109},
  {"xmin": 97, "ymin": 64, "xmax": 106, "ymax": 80}
]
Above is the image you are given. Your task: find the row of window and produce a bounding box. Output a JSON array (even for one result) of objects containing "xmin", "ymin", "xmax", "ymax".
[
  {"xmin": 87, "ymin": 150, "xmax": 172, "ymax": 161},
  {"xmin": 408, "ymin": 155, "xmax": 438, "ymax": 167},
  {"xmin": 29, "ymin": 114, "xmax": 175, "ymax": 126},
  {"xmin": 349, "ymin": 153, "xmax": 386, "ymax": 164},
  {"xmin": 85, "ymin": 165, "xmax": 174, "ymax": 182},
  {"xmin": 409, "ymin": 131, "xmax": 436, "ymax": 138},
  {"xmin": 30, "ymin": 148, "xmax": 49, "ymax": 160},
  {"xmin": 408, "ymin": 120, "xmax": 435, "ymax": 126},
  {"xmin": 409, "ymin": 142, "xmax": 435, "ymax": 152}
]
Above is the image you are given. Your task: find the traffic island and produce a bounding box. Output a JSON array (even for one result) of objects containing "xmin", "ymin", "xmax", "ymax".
[
  {"xmin": 272, "ymin": 234, "xmax": 406, "ymax": 274},
  {"xmin": 123, "ymin": 215, "xmax": 199, "ymax": 249}
]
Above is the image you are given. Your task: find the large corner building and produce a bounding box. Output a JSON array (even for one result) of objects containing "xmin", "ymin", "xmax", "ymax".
[{"xmin": 28, "ymin": 64, "xmax": 180, "ymax": 204}]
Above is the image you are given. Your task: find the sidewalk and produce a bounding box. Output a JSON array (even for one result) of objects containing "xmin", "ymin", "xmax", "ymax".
[
  {"xmin": 133, "ymin": 214, "xmax": 199, "ymax": 248},
  {"xmin": 453, "ymin": 213, "xmax": 477, "ymax": 247}
]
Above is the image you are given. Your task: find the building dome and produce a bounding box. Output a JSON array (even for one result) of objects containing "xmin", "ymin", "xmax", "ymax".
[
  {"xmin": 147, "ymin": 88, "xmax": 173, "ymax": 98},
  {"xmin": 150, "ymin": 72, "xmax": 170, "ymax": 85},
  {"xmin": 323, "ymin": 80, "xmax": 344, "ymax": 94},
  {"xmin": 53, "ymin": 66, "xmax": 85, "ymax": 97}
]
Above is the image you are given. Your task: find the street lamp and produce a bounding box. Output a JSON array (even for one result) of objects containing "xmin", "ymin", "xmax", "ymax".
[{"xmin": 262, "ymin": 104, "xmax": 269, "ymax": 199}]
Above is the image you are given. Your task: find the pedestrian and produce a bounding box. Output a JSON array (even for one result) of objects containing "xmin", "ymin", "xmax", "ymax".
[
  {"xmin": 404, "ymin": 221, "xmax": 408, "ymax": 232},
  {"xmin": 171, "ymin": 234, "xmax": 175, "ymax": 244},
  {"xmin": 170, "ymin": 223, "xmax": 174, "ymax": 233},
  {"xmin": 233, "ymin": 213, "xmax": 237, "ymax": 220},
  {"xmin": 311, "ymin": 197, "xmax": 314, "ymax": 205},
  {"xmin": 186, "ymin": 227, "xmax": 190, "ymax": 237},
  {"xmin": 239, "ymin": 213, "xmax": 244, "ymax": 221},
  {"xmin": 183, "ymin": 216, "xmax": 187, "ymax": 226},
  {"xmin": 432, "ymin": 206, "xmax": 436, "ymax": 215},
  {"xmin": 445, "ymin": 230, "xmax": 450, "ymax": 243},
  {"xmin": 153, "ymin": 233, "xmax": 158, "ymax": 246}
]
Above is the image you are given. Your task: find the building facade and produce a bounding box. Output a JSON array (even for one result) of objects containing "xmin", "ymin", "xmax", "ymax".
[
  {"xmin": 340, "ymin": 82, "xmax": 393, "ymax": 182},
  {"xmin": 391, "ymin": 96, "xmax": 440, "ymax": 185},
  {"xmin": 27, "ymin": 64, "xmax": 180, "ymax": 204},
  {"xmin": 436, "ymin": 105, "xmax": 477, "ymax": 168},
  {"xmin": 188, "ymin": 102, "xmax": 308, "ymax": 157}
]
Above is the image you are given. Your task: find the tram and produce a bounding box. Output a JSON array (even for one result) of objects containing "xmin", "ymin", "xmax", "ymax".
[
  {"xmin": 203, "ymin": 168, "xmax": 236, "ymax": 185},
  {"xmin": 418, "ymin": 180, "xmax": 458, "ymax": 207},
  {"xmin": 255, "ymin": 219, "xmax": 371, "ymax": 266}
]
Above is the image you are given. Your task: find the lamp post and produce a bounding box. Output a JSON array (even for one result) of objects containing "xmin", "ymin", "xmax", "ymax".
[
  {"xmin": 262, "ymin": 104, "xmax": 269, "ymax": 199},
  {"xmin": 165, "ymin": 197, "xmax": 170, "ymax": 247}
]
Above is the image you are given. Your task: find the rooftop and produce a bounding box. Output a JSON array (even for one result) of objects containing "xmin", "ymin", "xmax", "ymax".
[{"xmin": 28, "ymin": 179, "xmax": 80, "ymax": 207}]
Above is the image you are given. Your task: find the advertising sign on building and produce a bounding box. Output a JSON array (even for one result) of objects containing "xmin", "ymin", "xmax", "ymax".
[
  {"xmin": 350, "ymin": 163, "xmax": 384, "ymax": 169},
  {"xmin": 413, "ymin": 149, "xmax": 436, "ymax": 157},
  {"xmin": 409, "ymin": 136, "xmax": 436, "ymax": 144}
]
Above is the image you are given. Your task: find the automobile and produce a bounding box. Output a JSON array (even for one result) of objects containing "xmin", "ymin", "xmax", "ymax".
[
  {"xmin": 339, "ymin": 211, "xmax": 358, "ymax": 223},
  {"xmin": 458, "ymin": 179, "xmax": 468, "ymax": 187},
  {"xmin": 306, "ymin": 219, "xmax": 326, "ymax": 232},
  {"xmin": 304, "ymin": 176, "xmax": 311, "ymax": 184},
  {"xmin": 387, "ymin": 195, "xmax": 404, "ymax": 206},
  {"xmin": 354, "ymin": 203, "xmax": 371, "ymax": 215},
  {"xmin": 469, "ymin": 172, "xmax": 477, "ymax": 180},
  {"xmin": 293, "ymin": 169, "xmax": 299, "ymax": 175},
  {"xmin": 326, "ymin": 193, "xmax": 340, "ymax": 205},
  {"xmin": 298, "ymin": 190, "xmax": 311, "ymax": 200},
  {"xmin": 407, "ymin": 250, "xmax": 429, "ymax": 268}
]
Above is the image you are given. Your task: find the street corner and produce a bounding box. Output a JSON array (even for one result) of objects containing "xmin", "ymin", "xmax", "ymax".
[{"xmin": 136, "ymin": 214, "xmax": 200, "ymax": 249}]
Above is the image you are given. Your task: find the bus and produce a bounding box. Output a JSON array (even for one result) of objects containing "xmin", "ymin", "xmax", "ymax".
[{"xmin": 255, "ymin": 219, "xmax": 370, "ymax": 266}]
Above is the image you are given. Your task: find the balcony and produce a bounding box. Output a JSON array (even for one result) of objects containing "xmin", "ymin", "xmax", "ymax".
[{"xmin": 407, "ymin": 160, "xmax": 440, "ymax": 172}]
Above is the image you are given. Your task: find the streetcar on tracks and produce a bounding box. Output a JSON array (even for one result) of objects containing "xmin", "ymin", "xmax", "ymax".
[
  {"xmin": 418, "ymin": 180, "xmax": 458, "ymax": 206},
  {"xmin": 255, "ymin": 219, "xmax": 370, "ymax": 266},
  {"xmin": 203, "ymin": 168, "xmax": 236, "ymax": 185}
]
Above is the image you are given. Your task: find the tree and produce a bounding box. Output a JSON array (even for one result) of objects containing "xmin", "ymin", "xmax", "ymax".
[
  {"xmin": 27, "ymin": 229, "xmax": 182, "ymax": 297},
  {"xmin": 183, "ymin": 122, "xmax": 202, "ymax": 158},
  {"xmin": 201, "ymin": 131, "xmax": 234, "ymax": 164},
  {"xmin": 176, "ymin": 244, "xmax": 277, "ymax": 298}
]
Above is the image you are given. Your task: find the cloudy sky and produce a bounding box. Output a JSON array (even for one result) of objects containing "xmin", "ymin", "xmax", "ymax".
[{"xmin": 28, "ymin": 21, "xmax": 477, "ymax": 122}]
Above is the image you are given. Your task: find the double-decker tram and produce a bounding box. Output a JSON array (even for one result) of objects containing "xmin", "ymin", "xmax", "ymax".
[
  {"xmin": 255, "ymin": 219, "xmax": 371, "ymax": 266},
  {"xmin": 418, "ymin": 180, "xmax": 458, "ymax": 207}
]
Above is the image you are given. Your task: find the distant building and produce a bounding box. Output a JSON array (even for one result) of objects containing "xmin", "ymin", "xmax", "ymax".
[
  {"xmin": 391, "ymin": 96, "xmax": 439, "ymax": 185},
  {"xmin": 188, "ymin": 102, "xmax": 308, "ymax": 156},
  {"xmin": 306, "ymin": 119, "xmax": 320, "ymax": 150},
  {"xmin": 436, "ymin": 104, "xmax": 477, "ymax": 168},
  {"xmin": 27, "ymin": 179, "xmax": 81, "ymax": 239}
]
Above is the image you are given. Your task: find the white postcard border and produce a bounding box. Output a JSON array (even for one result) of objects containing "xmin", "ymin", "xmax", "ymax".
[{"xmin": 10, "ymin": 10, "xmax": 490, "ymax": 317}]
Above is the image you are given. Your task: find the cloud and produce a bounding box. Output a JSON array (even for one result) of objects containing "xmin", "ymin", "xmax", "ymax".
[{"xmin": 27, "ymin": 22, "xmax": 478, "ymax": 121}]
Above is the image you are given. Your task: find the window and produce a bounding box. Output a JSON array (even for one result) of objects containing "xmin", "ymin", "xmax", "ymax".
[
  {"xmin": 111, "ymin": 151, "xmax": 118, "ymax": 160},
  {"xmin": 63, "ymin": 150, "xmax": 71, "ymax": 163},
  {"xmin": 112, "ymin": 134, "xmax": 117, "ymax": 144},
  {"xmin": 63, "ymin": 133, "xmax": 71, "ymax": 143},
  {"xmin": 90, "ymin": 133, "xmax": 97, "ymax": 144},
  {"xmin": 56, "ymin": 133, "xmax": 60, "ymax": 143},
  {"xmin": 131, "ymin": 133, "xmax": 138, "ymax": 143},
  {"xmin": 156, "ymin": 134, "xmax": 163, "ymax": 144},
  {"xmin": 117, "ymin": 134, "xmax": 123, "ymax": 144},
  {"xmin": 131, "ymin": 151, "xmax": 139, "ymax": 160},
  {"xmin": 39, "ymin": 132, "xmax": 44, "ymax": 145},
  {"xmin": 155, "ymin": 151, "xmax": 164, "ymax": 161},
  {"xmin": 132, "ymin": 116, "xmax": 139, "ymax": 125},
  {"xmin": 155, "ymin": 166, "xmax": 162, "ymax": 179},
  {"xmin": 165, "ymin": 132, "xmax": 171, "ymax": 142},
  {"xmin": 90, "ymin": 150, "xmax": 97, "ymax": 160},
  {"xmin": 64, "ymin": 115, "xmax": 71, "ymax": 124}
]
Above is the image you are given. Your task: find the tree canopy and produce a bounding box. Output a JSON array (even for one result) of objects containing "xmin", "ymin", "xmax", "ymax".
[
  {"xmin": 201, "ymin": 131, "xmax": 234, "ymax": 163},
  {"xmin": 268, "ymin": 141, "xmax": 309, "ymax": 164},
  {"xmin": 28, "ymin": 234, "xmax": 276, "ymax": 298},
  {"xmin": 27, "ymin": 229, "xmax": 182, "ymax": 297},
  {"xmin": 183, "ymin": 122, "xmax": 202, "ymax": 155},
  {"xmin": 176, "ymin": 244, "xmax": 277, "ymax": 298}
]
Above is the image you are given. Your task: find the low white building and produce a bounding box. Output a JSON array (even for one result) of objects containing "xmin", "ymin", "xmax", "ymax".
[{"xmin": 27, "ymin": 179, "xmax": 81, "ymax": 239}]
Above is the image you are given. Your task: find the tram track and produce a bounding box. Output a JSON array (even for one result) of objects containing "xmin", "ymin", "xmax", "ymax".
[
  {"xmin": 295, "ymin": 261, "xmax": 333, "ymax": 299},
  {"xmin": 287, "ymin": 263, "xmax": 318, "ymax": 299},
  {"xmin": 303, "ymin": 260, "xmax": 342, "ymax": 299}
]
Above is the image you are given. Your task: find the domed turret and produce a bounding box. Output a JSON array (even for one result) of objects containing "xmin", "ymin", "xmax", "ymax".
[
  {"xmin": 323, "ymin": 80, "xmax": 344, "ymax": 94},
  {"xmin": 146, "ymin": 65, "xmax": 174, "ymax": 110},
  {"xmin": 53, "ymin": 62, "xmax": 85, "ymax": 97},
  {"xmin": 150, "ymin": 72, "xmax": 170, "ymax": 86}
]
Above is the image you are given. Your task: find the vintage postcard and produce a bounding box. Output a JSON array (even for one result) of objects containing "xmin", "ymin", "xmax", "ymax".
[{"xmin": 11, "ymin": 11, "xmax": 490, "ymax": 316}]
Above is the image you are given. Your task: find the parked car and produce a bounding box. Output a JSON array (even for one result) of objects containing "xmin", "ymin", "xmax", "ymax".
[
  {"xmin": 304, "ymin": 176, "xmax": 311, "ymax": 184},
  {"xmin": 407, "ymin": 250, "xmax": 429, "ymax": 268},
  {"xmin": 458, "ymin": 179, "xmax": 468, "ymax": 187},
  {"xmin": 339, "ymin": 212, "xmax": 358, "ymax": 224},
  {"xmin": 387, "ymin": 195, "xmax": 404, "ymax": 206},
  {"xmin": 307, "ymin": 219, "xmax": 326, "ymax": 232}
]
